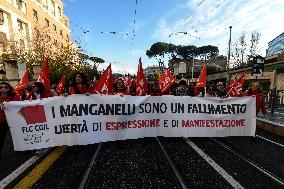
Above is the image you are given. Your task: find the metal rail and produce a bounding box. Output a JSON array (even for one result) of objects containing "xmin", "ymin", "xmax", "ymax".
[
  {"xmin": 78, "ymin": 143, "xmax": 102, "ymax": 189},
  {"xmin": 184, "ymin": 138, "xmax": 244, "ymax": 189},
  {"xmin": 210, "ymin": 138, "xmax": 284, "ymax": 186},
  {"xmin": 156, "ymin": 137, "xmax": 188, "ymax": 189}
]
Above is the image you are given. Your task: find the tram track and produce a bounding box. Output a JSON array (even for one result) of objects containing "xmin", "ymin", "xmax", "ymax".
[
  {"xmin": 80, "ymin": 138, "xmax": 183, "ymax": 188},
  {"xmin": 210, "ymin": 137, "xmax": 284, "ymax": 186},
  {"xmin": 2, "ymin": 130, "xmax": 283, "ymax": 188},
  {"xmin": 189, "ymin": 136, "xmax": 284, "ymax": 188},
  {"xmin": 78, "ymin": 143, "xmax": 102, "ymax": 189}
]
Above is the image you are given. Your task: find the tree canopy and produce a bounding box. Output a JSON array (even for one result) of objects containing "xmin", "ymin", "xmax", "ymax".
[
  {"xmin": 146, "ymin": 42, "xmax": 219, "ymax": 62},
  {"xmin": 0, "ymin": 27, "xmax": 105, "ymax": 84}
]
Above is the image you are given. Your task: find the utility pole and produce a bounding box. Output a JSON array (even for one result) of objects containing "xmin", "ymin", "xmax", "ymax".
[
  {"xmin": 227, "ymin": 26, "xmax": 232, "ymax": 82},
  {"xmin": 191, "ymin": 55, "xmax": 194, "ymax": 81}
]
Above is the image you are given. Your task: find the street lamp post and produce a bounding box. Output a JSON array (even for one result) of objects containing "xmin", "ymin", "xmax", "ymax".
[
  {"xmin": 227, "ymin": 26, "xmax": 232, "ymax": 82},
  {"xmin": 191, "ymin": 55, "xmax": 194, "ymax": 81}
]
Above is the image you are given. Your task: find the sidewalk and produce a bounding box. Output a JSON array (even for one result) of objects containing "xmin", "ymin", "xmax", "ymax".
[
  {"xmin": 257, "ymin": 108, "xmax": 284, "ymax": 127},
  {"xmin": 257, "ymin": 108, "xmax": 284, "ymax": 136}
]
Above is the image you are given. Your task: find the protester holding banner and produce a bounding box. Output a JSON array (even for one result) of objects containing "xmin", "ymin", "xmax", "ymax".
[
  {"xmin": 0, "ymin": 82, "xmax": 20, "ymax": 157},
  {"xmin": 20, "ymin": 85, "xmax": 32, "ymax": 100},
  {"xmin": 129, "ymin": 80, "xmax": 136, "ymax": 96},
  {"xmin": 213, "ymin": 82, "xmax": 228, "ymax": 98},
  {"xmin": 27, "ymin": 82, "xmax": 53, "ymax": 100},
  {"xmin": 176, "ymin": 79, "xmax": 190, "ymax": 96},
  {"xmin": 206, "ymin": 86, "xmax": 214, "ymax": 97},
  {"xmin": 149, "ymin": 80, "xmax": 162, "ymax": 96},
  {"xmin": 113, "ymin": 78, "xmax": 129, "ymax": 95},
  {"xmin": 51, "ymin": 84, "xmax": 58, "ymax": 96},
  {"xmin": 69, "ymin": 72, "xmax": 90, "ymax": 95},
  {"xmin": 243, "ymin": 81, "xmax": 267, "ymax": 115}
]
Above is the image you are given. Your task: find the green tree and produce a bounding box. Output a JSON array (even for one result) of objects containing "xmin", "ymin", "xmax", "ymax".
[
  {"xmin": 1, "ymin": 27, "xmax": 103, "ymax": 84},
  {"xmin": 89, "ymin": 56, "xmax": 105, "ymax": 69}
]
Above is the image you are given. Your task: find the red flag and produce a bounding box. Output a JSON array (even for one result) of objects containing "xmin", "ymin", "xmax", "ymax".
[
  {"xmin": 19, "ymin": 105, "xmax": 46, "ymax": 125},
  {"xmin": 136, "ymin": 57, "xmax": 147, "ymax": 96},
  {"xmin": 38, "ymin": 58, "xmax": 51, "ymax": 90},
  {"xmin": 194, "ymin": 63, "xmax": 207, "ymax": 96},
  {"xmin": 227, "ymin": 74, "xmax": 245, "ymax": 97},
  {"xmin": 14, "ymin": 69, "xmax": 29, "ymax": 95},
  {"xmin": 56, "ymin": 74, "xmax": 65, "ymax": 95},
  {"xmin": 158, "ymin": 68, "xmax": 175, "ymax": 93},
  {"xmin": 93, "ymin": 64, "xmax": 114, "ymax": 94}
]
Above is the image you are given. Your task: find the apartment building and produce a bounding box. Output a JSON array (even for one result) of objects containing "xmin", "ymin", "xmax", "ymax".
[
  {"xmin": 0, "ymin": 0, "xmax": 70, "ymax": 54},
  {"xmin": 267, "ymin": 32, "xmax": 284, "ymax": 57}
]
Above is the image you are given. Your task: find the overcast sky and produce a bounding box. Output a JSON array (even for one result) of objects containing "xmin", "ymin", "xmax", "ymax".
[{"xmin": 62, "ymin": 0, "xmax": 284, "ymax": 74}]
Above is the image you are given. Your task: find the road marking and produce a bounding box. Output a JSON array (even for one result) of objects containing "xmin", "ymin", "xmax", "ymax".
[
  {"xmin": 13, "ymin": 146, "xmax": 67, "ymax": 189},
  {"xmin": 256, "ymin": 135, "xmax": 284, "ymax": 147},
  {"xmin": 0, "ymin": 149, "xmax": 49, "ymax": 189},
  {"xmin": 184, "ymin": 138, "xmax": 244, "ymax": 189}
]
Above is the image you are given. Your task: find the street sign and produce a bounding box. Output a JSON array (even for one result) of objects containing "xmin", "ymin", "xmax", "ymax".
[
  {"xmin": 179, "ymin": 62, "xmax": 187, "ymax": 73},
  {"xmin": 252, "ymin": 55, "xmax": 265, "ymax": 77}
]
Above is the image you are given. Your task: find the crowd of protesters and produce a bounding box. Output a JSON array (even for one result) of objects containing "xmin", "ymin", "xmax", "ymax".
[{"xmin": 0, "ymin": 71, "xmax": 268, "ymax": 157}]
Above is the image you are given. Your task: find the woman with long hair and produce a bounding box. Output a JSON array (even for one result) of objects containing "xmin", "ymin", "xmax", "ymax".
[
  {"xmin": 69, "ymin": 72, "xmax": 90, "ymax": 94},
  {"xmin": 0, "ymin": 82, "xmax": 19, "ymax": 158},
  {"xmin": 113, "ymin": 78, "xmax": 129, "ymax": 95}
]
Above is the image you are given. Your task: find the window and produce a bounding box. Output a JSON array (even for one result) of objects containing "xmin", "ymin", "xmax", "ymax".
[
  {"xmin": 20, "ymin": 39, "xmax": 25, "ymax": 49},
  {"xmin": 34, "ymin": 28, "xmax": 40, "ymax": 39},
  {"xmin": 0, "ymin": 11, "xmax": 4, "ymax": 25},
  {"xmin": 16, "ymin": 0, "xmax": 23, "ymax": 10},
  {"xmin": 53, "ymin": 24, "xmax": 56, "ymax": 32},
  {"xmin": 60, "ymin": 30, "xmax": 62, "ymax": 36},
  {"xmin": 45, "ymin": 18, "xmax": 49, "ymax": 27},
  {"xmin": 50, "ymin": 0, "xmax": 55, "ymax": 16},
  {"xmin": 57, "ymin": 7, "xmax": 61, "ymax": 17},
  {"xmin": 33, "ymin": 9, "xmax": 38, "ymax": 21},
  {"xmin": 17, "ymin": 20, "xmax": 24, "ymax": 31},
  {"xmin": 42, "ymin": 0, "xmax": 48, "ymax": 10}
]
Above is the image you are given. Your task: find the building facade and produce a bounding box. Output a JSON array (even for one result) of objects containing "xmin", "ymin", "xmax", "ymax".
[
  {"xmin": 267, "ymin": 32, "xmax": 284, "ymax": 57},
  {"xmin": 144, "ymin": 65, "xmax": 164, "ymax": 79},
  {"xmin": 0, "ymin": 0, "xmax": 70, "ymax": 55}
]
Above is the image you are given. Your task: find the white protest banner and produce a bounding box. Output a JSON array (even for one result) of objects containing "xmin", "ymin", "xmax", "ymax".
[{"xmin": 5, "ymin": 95, "xmax": 256, "ymax": 151}]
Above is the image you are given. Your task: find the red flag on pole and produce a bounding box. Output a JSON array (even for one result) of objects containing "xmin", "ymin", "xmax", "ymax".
[
  {"xmin": 158, "ymin": 68, "xmax": 175, "ymax": 94},
  {"xmin": 56, "ymin": 74, "xmax": 65, "ymax": 95},
  {"xmin": 226, "ymin": 74, "xmax": 245, "ymax": 97},
  {"xmin": 38, "ymin": 58, "xmax": 51, "ymax": 90},
  {"xmin": 136, "ymin": 57, "xmax": 147, "ymax": 96},
  {"xmin": 14, "ymin": 68, "xmax": 29, "ymax": 95},
  {"xmin": 93, "ymin": 64, "xmax": 114, "ymax": 94},
  {"xmin": 194, "ymin": 63, "xmax": 207, "ymax": 96}
]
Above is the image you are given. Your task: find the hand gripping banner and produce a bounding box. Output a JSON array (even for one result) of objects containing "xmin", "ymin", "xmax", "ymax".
[{"xmin": 5, "ymin": 95, "xmax": 256, "ymax": 151}]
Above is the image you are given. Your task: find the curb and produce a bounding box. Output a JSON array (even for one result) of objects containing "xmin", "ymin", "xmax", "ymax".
[{"xmin": 256, "ymin": 118, "xmax": 284, "ymax": 137}]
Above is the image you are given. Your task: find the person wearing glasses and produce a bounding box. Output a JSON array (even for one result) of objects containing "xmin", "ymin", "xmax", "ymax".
[
  {"xmin": 69, "ymin": 72, "xmax": 90, "ymax": 95},
  {"xmin": 0, "ymin": 82, "xmax": 20, "ymax": 158},
  {"xmin": 27, "ymin": 82, "xmax": 53, "ymax": 100},
  {"xmin": 113, "ymin": 78, "xmax": 129, "ymax": 95},
  {"xmin": 243, "ymin": 81, "xmax": 267, "ymax": 115}
]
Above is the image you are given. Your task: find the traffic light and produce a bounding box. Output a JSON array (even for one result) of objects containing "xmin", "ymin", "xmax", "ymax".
[{"xmin": 251, "ymin": 55, "xmax": 265, "ymax": 77}]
